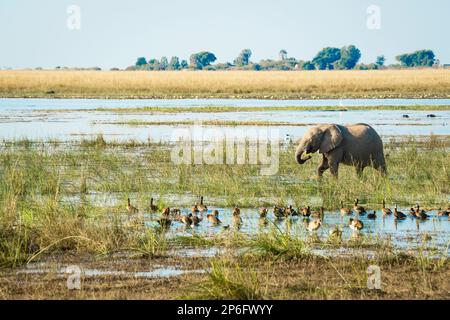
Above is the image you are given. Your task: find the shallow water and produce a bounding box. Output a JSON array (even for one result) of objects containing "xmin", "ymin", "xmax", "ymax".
[
  {"xmin": 1, "ymin": 98, "xmax": 450, "ymax": 110},
  {"xmin": 18, "ymin": 264, "xmax": 205, "ymax": 279},
  {"xmin": 142, "ymin": 207, "xmax": 450, "ymax": 255},
  {"xmin": 0, "ymin": 99, "xmax": 448, "ymax": 141}
]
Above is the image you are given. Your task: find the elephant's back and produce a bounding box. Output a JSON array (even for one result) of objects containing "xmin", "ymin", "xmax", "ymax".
[
  {"xmin": 345, "ymin": 123, "xmax": 382, "ymax": 142},
  {"xmin": 342, "ymin": 123, "xmax": 384, "ymax": 158}
]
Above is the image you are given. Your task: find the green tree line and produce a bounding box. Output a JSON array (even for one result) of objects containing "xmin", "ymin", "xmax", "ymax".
[{"xmin": 128, "ymin": 47, "xmax": 439, "ymax": 71}]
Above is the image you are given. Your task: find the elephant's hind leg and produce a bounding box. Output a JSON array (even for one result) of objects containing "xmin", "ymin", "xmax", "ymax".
[
  {"xmin": 373, "ymin": 160, "xmax": 387, "ymax": 175},
  {"xmin": 355, "ymin": 164, "xmax": 365, "ymax": 177}
]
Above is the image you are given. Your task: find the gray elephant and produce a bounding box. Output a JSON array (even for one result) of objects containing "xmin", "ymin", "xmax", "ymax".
[{"xmin": 295, "ymin": 123, "xmax": 386, "ymax": 178}]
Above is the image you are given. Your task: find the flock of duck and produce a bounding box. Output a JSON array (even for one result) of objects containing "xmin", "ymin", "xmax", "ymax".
[{"xmin": 126, "ymin": 196, "xmax": 450, "ymax": 235}]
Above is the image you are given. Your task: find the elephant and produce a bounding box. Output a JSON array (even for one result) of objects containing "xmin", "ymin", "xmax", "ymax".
[{"xmin": 295, "ymin": 123, "xmax": 386, "ymax": 178}]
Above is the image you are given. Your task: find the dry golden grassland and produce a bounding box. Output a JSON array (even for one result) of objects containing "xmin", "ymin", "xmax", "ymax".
[{"xmin": 0, "ymin": 69, "xmax": 449, "ymax": 99}]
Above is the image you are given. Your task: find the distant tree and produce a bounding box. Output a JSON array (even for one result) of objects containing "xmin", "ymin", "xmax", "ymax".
[
  {"xmin": 375, "ymin": 55, "xmax": 385, "ymax": 67},
  {"xmin": 189, "ymin": 51, "xmax": 217, "ymax": 70},
  {"xmin": 285, "ymin": 57, "xmax": 298, "ymax": 69},
  {"xmin": 160, "ymin": 56, "xmax": 169, "ymax": 70},
  {"xmin": 312, "ymin": 47, "xmax": 341, "ymax": 70},
  {"xmin": 279, "ymin": 49, "xmax": 288, "ymax": 61},
  {"xmin": 147, "ymin": 58, "xmax": 160, "ymax": 70},
  {"xmin": 336, "ymin": 45, "xmax": 361, "ymax": 69},
  {"xmin": 396, "ymin": 50, "xmax": 435, "ymax": 67},
  {"xmin": 135, "ymin": 57, "xmax": 147, "ymax": 66},
  {"xmin": 234, "ymin": 49, "xmax": 252, "ymax": 67},
  {"xmin": 355, "ymin": 63, "xmax": 378, "ymax": 70},
  {"xmin": 301, "ymin": 61, "xmax": 316, "ymax": 70},
  {"xmin": 180, "ymin": 59, "xmax": 189, "ymax": 69},
  {"xmin": 215, "ymin": 62, "xmax": 234, "ymax": 70},
  {"xmin": 168, "ymin": 56, "xmax": 180, "ymax": 70}
]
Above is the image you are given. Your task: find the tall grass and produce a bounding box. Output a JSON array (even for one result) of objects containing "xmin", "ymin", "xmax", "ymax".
[{"xmin": 1, "ymin": 69, "xmax": 449, "ymax": 99}]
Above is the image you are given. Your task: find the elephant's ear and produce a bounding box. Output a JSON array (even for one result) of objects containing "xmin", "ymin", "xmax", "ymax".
[{"xmin": 319, "ymin": 125, "xmax": 343, "ymax": 154}]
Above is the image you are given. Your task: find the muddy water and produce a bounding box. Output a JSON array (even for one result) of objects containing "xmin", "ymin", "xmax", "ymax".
[{"xmin": 0, "ymin": 100, "xmax": 448, "ymax": 141}]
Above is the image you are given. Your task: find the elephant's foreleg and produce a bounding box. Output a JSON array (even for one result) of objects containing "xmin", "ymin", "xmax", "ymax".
[
  {"xmin": 329, "ymin": 161, "xmax": 339, "ymax": 178},
  {"xmin": 317, "ymin": 156, "xmax": 329, "ymax": 178},
  {"xmin": 330, "ymin": 162, "xmax": 339, "ymax": 178}
]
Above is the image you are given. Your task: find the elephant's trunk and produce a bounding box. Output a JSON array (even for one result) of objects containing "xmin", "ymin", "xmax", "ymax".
[{"xmin": 295, "ymin": 146, "xmax": 312, "ymax": 164}]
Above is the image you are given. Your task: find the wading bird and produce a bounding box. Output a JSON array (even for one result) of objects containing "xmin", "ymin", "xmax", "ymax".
[
  {"xmin": 300, "ymin": 206, "xmax": 311, "ymax": 218},
  {"xmin": 207, "ymin": 210, "xmax": 221, "ymax": 225},
  {"xmin": 353, "ymin": 198, "xmax": 366, "ymax": 215},
  {"xmin": 349, "ymin": 218, "xmax": 364, "ymax": 231},
  {"xmin": 197, "ymin": 196, "xmax": 207, "ymax": 212},
  {"xmin": 394, "ymin": 205, "xmax": 406, "ymax": 220},
  {"xmin": 149, "ymin": 197, "xmax": 158, "ymax": 212},
  {"xmin": 127, "ymin": 198, "xmax": 139, "ymax": 214},
  {"xmin": 273, "ymin": 206, "xmax": 285, "ymax": 219},
  {"xmin": 368, "ymin": 211, "xmax": 377, "ymax": 219},
  {"xmin": 232, "ymin": 207, "xmax": 242, "ymax": 226},
  {"xmin": 259, "ymin": 207, "xmax": 268, "ymax": 218},
  {"xmin": 340, "ymin": 201, "xmax": 352, "ymax": 216},
  {"xmin": 381, "ymin": 199, "xmax": 392, "ymax": 216}
]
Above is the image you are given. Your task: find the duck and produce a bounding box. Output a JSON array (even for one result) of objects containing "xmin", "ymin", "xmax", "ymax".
[
  {"xmin": 340, "ymin": 201, "xmax": 352, "ymax": 216},
  {"xmin": 285, "ymin": 205, "xmax": 298, "ymax": 217},
  {"xmin": 127, "ymin": 198, "xmax": 139, "ymax": 214},
  {"xmin": 349, "ymin": 218, "xmax": 364, "ymax": 231},
  {"xmin": 310, "ymin": 207, "xmax": 324, "ymax": 219},
  {"xmin": 232, "ymin": 207, "xmax": 243, "ymax": 225},
  {"xmin": 415, "ymin": 204, "xmax": 429, "ymax": 220},
  {"xmin": 414, "ymin": 204, "xmax": 428, "ymax": 219},
  {"xmin": 300, "ymin": 206, "xmax": 311, "ymax": 218},
  {"xmin": 191, "ymin": 204, "xmax": 199, "ymax": 213},
  {"xmin": 394, "ymin": 205, "xmax": 406, "ymax": 220},
  {"xmin": 381, "ymin": 199, "xmax": 392, "ymax": 216},
  {"xmin": 158, "ymin": 207, "xmax": 172, "ymax": 227},
  {"xmin": 273, "ymin": 206, "xmax": 285, "ymax": 219},
  {"xmin": 259, "ymin": 216, "xmax": 269, "ymax": 226},
  {"xmin": 149, "ymin": 197, "xmax": 158, "ymax": 212},
  {"xmin": 353, "ymin": 198, "xmax": 366, "ymax": 215},
  {"xmin": 207, "ymin": 210, "xmax": 221, "ymax": 225},
  {"xmin": 191, "ymin": 213, "xmax": 202, "ymax": 226},
  {"xmin": 157, "ymin": 217, "xmax": 171, "ymax": 228},
  {"xmin": 408, "ymin": 207, "xmax": 417, "ymax": 217},
  {"xmin": 307, "ymin": 218, "xmax": 322, "ymax": 233},
  {"xmin": 181, "ymin": 214, "xmax": 193, "ymax": 226},
  {"xmin": 197, "ymin": 196, "xmax": 208, "ymax": 212},
  {"xmin": 329, "ymin": 226, "xmax": 343, "ymax": 238},
  {"xmin": 259, "ymin": 207, "xmax": 268, "ymax": 218},
  {"xmin": 437, "ymin": 207, "xmax": 450, "ymax": 217},
  {"xmin": 161, "ymin": 207, "xmax": 170, "ymax": 216},
  {"xmin": 367, "ymin": 210, "xmax": 377, "ymax": 219}
]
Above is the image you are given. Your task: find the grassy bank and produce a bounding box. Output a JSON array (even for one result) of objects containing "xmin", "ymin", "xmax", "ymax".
[{"xmin": 1, "ymin": 69, "xmax": 449, "ymax": 99}]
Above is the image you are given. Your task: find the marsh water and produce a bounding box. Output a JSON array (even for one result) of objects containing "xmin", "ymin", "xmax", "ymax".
[
  {"xmin": 1, "ymin": 98, "xmax": 449, "ymax": 278},
  {"xmin": 0, "ymin": 98, "xmax": 449, "ymax": 142}
]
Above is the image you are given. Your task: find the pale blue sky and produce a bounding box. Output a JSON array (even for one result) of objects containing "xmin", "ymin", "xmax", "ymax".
[{"xmin": 0, "ymin": 0, "xmax": 449, "ymax": 69}]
